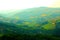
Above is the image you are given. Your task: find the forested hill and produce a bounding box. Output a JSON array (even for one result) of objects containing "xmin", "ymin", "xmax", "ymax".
[{"xmin": 0, "ymin": 7, "xmax": 60, "ymax": 35}]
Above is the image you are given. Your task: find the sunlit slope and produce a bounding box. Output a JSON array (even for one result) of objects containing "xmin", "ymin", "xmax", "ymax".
[{"xmin": 0, "ymin": 7, "xmax": 60, "ymax": 36}]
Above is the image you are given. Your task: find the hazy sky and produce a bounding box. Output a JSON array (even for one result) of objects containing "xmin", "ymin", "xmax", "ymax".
[
  {"xmin": 0, "ymin": 0, "xmax": 59, "ymax": 10},
  {"xmin": 49, "ymin": 0, "xmax": 60, "ymax": 7}
]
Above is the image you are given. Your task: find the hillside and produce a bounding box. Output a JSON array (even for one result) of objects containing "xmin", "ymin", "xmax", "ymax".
[{"xmin": 0, "ymin": 7, "xmax": 60, "ymax": 40}]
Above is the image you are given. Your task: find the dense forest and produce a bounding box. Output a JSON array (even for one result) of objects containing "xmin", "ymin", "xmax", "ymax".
[{"xmin": 0, "ymin": 7, "xmax": 60, "ymax": 40}]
